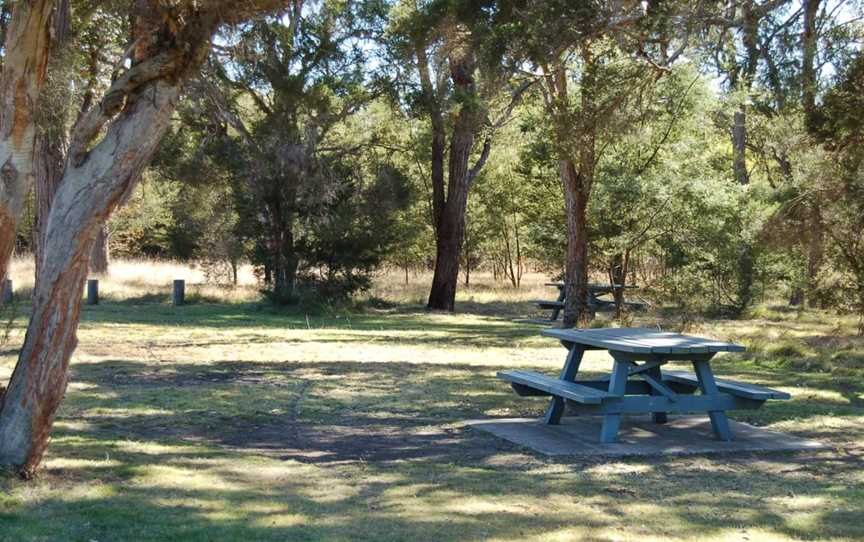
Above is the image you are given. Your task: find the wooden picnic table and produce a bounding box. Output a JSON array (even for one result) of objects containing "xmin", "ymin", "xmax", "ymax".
[
  {"xmin": 498, "ymin": 327, "xmax": 790, "ymax": 443},
  {"xmin": 534, "ymin": 282, "xmax": 643, "ymax": 322}
]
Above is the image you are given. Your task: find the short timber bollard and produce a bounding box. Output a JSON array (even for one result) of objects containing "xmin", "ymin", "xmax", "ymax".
[
  {"xmin": 173, "ymin": 279, "xmax": 185, "ymax": 306},
  {"xmin": 2, "ymin": 279, "xmax": 12, "ymax": 304},
  {"xmin": 86, "ymin": 279, "xmax": 99, "ymax": 305}
]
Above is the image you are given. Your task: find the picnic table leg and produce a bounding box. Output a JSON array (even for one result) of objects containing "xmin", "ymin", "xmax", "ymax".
[
  {"xmin": 600, "ymin": 358, "xmax": 631, "ymax": 443},
  {"xmin": 692, "ymin": 360, "xmax": 733, "ymax": 441},
  {"xmin": 646, "ymin": 365, "xmax": 668, "ymax": 424},
  {"xmin": 544, "ymin": 344, "xmax": 584, "ymax": 425}
]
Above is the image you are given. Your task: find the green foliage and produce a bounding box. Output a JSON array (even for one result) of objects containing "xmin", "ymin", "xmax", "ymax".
[
  {"xmin": 77, "ymin": 0, "xmax": 864, "ymax": 318},
  {"xmin": 295, "ymin": 163, "xmax": 413, "ymax": 301},
  {"xmin": 109, "ymin": 176, "xmax": 179, "ymax": 258}
]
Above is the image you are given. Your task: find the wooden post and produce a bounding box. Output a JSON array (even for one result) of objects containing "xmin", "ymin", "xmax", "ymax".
[
  {"xmin": 173, "ymin": 279, "xmax": 185, "ymax": 306},
  {"xmin": 2, "ymin": 279, "xmax": 12, "ymax": 304},
  {"xmin": 86, "ymin": 279, "xmax": 99, "ymax": 305}
]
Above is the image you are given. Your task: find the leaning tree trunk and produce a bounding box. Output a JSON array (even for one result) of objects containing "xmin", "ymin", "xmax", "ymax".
[
  {"xmin": 0, "ymin": 78, "xmax": 183, "ymax": 475},
  {"xmin": 0, "ymin": 0, "xmax": 53, "ymax": 288},
  {"xmin": 0, "ymin": 0, "xmax": 270, "ymax": 472}
]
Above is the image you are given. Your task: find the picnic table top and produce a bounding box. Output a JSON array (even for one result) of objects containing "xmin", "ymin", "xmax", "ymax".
[
  {"xmin": 541, "ymin": 327, "xmax": 745, "ymax": 354},
  {"xmin": 545, "ymin": 282, "xmax": 637, "ymax": 290}
]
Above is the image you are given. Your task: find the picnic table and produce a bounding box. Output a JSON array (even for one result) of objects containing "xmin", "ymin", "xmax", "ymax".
[
  {"xmin": 534, "ymin": 282, "xmax": 645, "ymax": 323},
  {"xmin": 498, "ymin": 327, "xmax": 790, "ymax": 443}
]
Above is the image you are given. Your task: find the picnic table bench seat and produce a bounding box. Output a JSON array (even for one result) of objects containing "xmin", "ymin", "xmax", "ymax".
[
  {"xmin": 498, "ymin": 370, "xmax": 611, "ymax": 404},
  {"xmin": 662, "ymin": 370, "xmax": 790, "ymax": 400}
]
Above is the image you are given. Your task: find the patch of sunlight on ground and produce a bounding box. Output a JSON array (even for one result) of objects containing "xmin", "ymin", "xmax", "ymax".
[{"xmin": 45, "ymin": 457, "xmax": 123, "ymax": 470}]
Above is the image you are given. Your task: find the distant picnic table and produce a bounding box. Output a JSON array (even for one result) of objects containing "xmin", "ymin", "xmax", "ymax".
[
  {"xmin": 533, "ymin": 282, "xmax": 646, "ymax": 323},
  {"xmin": 499, "ymin": 327, "xmax": 790, "ymax": 443}
]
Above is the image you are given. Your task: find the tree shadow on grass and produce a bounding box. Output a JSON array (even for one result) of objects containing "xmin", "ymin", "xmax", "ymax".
[
  {"xmin": 61, "ymin": 355, "xmax": 864, "ymax": 466},
  {"xmin": 2, "ymin": 352, "xmax": 857, "ymax": 541},
  {"xmin": 23, "ymin": 426, "xmax": 864, "ymax": 542},
  {"xmin": 62, "ymin": 358, "xmax": 542, "ymax": 466}
]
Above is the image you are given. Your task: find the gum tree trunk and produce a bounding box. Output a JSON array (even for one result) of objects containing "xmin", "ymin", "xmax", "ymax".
[
  {"xmin": 0, "ymin": 0, "xmax": 53, "ymax": 288},
  {"xmin": 0, "ymin": 0, "xmax": 294, "ymax": 476},
  {"xmin": 0, "ymin": 78, "xmax": 183, "ymax": 475}
]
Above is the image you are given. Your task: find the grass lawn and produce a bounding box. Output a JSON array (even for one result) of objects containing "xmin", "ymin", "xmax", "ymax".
[{"xmin": 0, "ymin": 264, "xmax": 862, "ymax": 541}]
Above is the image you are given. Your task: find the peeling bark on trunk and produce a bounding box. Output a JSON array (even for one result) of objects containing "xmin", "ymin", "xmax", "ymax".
[
  {"xmin": 0, "ymin": 74, "xmax": 184, "ymax": 472},
  {"xmin": 0, "ymin": 0, "xmax": 291, "ymax": 475},
  {"xmin": 0, "ymin": 0, "xmax": 53, "ymax": 289},
  {"xmin": 0, "ymin": 78, "xmax": 182, "ymax": 474},
  {"xmin": 36, "ymin": 12, "xmax": 84, "ymax": 279}
]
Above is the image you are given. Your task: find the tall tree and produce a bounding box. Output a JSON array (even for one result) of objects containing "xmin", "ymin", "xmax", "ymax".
[
  {"xmin": 500, "ymin": 0, "xmax": 693, "ymax": 326},
  {"xmin": 194, "ymin": 0, "xmax": 384, "ymax": 302},
  {"xmin": 389, "ymin": 1, "xmax": 517, "ymax": 312},
  {"xmin": 0, "ymin": 0, "xmax": 294, "ymax": 477},
  {"xmin": 705, "ymin": 0, "xmax": 795, "ymax": 312}
]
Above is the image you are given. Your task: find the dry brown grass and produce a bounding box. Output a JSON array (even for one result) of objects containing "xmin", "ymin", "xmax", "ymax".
[
  {"xmin": 8, "ymin": 255, "xmax": 261, "ymax": 303},
  {"xmin": 8, "ymin": 257, "xmax": 562, "ymax": 311},
  {"xmin": 367, "ymin": 269, "xmax": 558, "ymax": 309}
]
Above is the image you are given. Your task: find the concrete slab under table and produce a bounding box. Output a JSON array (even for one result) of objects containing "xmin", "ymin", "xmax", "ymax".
[{"xmin": 466, "ymin": 415, "xmax": 826, "ymax": 457}]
